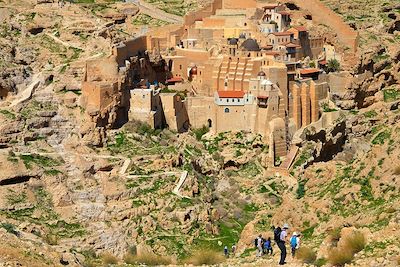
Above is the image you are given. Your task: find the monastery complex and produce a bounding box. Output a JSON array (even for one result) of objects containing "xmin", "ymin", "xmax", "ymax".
[{"xmin": 81, "ymin": 0, "xmax": 359, "ymax": 162}]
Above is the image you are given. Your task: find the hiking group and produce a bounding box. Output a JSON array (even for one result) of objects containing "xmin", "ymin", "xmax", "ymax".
[
  {"xmin": 223, "ymin": 244, "xmax": 237, "ymax": 258},
  {"xmin": 255, "ymin": 224, "xmax": 301, "ymax": 265}
]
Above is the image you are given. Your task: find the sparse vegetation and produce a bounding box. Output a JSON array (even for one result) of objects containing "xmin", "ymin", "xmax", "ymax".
[
  {"xmin": 344, "ymin": 231, "xmax": 366, "ymax": 254},
  {"xmin": 394, "ymin": 166, "xmax": 400, "ymax": 175},
  {"xmin": 328, "ymin": 247, "xmax": 354, "ymax": 266},
  {"xmin": 296, "ymin": 246, "xmax": 317, "ymax": 264},
  {"xmin": 19, "ymin": 154, "xmax": 61, "ymax": 169},
  {"xmin": 101, "ymin": 252, "xmax": 118, "ymax": 265},
  {"xmin": 364, "ymin": 110, "xmax": 378, "ymax": 118},
  {"xmin": 192, "ymin": 125, "xmax": 209, "ymax": 141},
  {"xmin": 296, "ymin": 180, "xmax": 306, "ymax": 199},
  {"xmin": 124, "ymin": 251, "xmax": 172, "ymax": 266},
  {"xmin": 326, "ymin": 59, "xmax": 341, "ymax": 73},
  {"xmin": 185, "ymin": 249, "xmax": 225, "ymax": 266},
  {"xmin": 327, "ymin": 231, "xmax": 365, "ymax": 266},
  {"xmin": 0, "ymin": 222, "xmax": 19, "ymax": 236},
  {"xmin": 383, "ymin": 87, "xmax": 400, "ymax": 102},
  {"xmin": 0, "ymin": 109, "xmax": 16, "ymax": 120},
  {"xmin": 132, "ymin": 14, "xmax": 169, "ymax": 26}
]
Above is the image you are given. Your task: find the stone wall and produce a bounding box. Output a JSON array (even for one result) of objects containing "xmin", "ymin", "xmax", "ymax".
[
  {"xmin": 183, "ymin": 0, "xmax": 223, "ymax": 26},
  {"xmin": 113, "ymin": 36, "xmax": 148, "ymax": 67},
  {"xmin": 291, "ymin": 79, "xmax": 329, "ymax": 130},
  {"xmin": 160, "ymin": 93, "xmax": 189, "ymax": 132},
  {"xmin": 222, "ymin": 0, "xmax": 257, "ymax": 9},
  {"xmin": 185, "ymin": 96, "xmax": 216, "ymax": 129},
  {"xmin": 283, "ymin": 0, "xmax": 359, "ymax": 52}
]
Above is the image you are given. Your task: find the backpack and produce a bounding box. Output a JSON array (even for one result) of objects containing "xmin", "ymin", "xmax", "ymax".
[
  {"xmin": 274, "ymin": 227, "xmax": 282, "ymax": 242},
  {"xmin": 254, "ymin": 238, "xmax": 258, "ymax": 247},
  {"xmin": 290, "ymin": 236, "xmax": 297, "ymax": 248}
]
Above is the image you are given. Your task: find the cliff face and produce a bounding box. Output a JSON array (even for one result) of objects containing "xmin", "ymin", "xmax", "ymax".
[
  {"xmin": 0, "ymin": 0, "xmax": 399, "ymax": 266},
  {"xmin": 320, "ymin": 0, "xmax": 400, "ymax": 109}
]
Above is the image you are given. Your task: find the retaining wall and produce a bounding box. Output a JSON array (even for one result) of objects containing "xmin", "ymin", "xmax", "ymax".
[{"xmin": 284, "ymin": 0, "xmax": 359, "ymax": 52}]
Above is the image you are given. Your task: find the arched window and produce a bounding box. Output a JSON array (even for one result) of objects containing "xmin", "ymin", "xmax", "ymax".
[{"xmin": 224, "ymin": 108, "xmax": 230, "ymax": 113}]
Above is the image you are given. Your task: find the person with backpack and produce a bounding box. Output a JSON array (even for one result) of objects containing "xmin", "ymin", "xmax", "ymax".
[
  {"xmin": 224, "ymin": 245, "xmax": 229, "ymax": 257},
  {"xmin": 262, "ymin": 237, "xmax": 267, "ymax": 255},
  {"xmin": 264, "ymin": 237, "xmax": 273, "ymax": 255},
  {"xmin": 274, "ymin": 223, "xmax": 289, "ymax": 265},
  {"xmin": 255, "ymin": 234, "xmax": 263, "ymax": 257},
  {"xmin": 290, "ymin": 232, "xmax": 300, "ymax": 257},
  {"xmin": 290, "ymin": 233, "xmax": 296, "ymax": 257}
]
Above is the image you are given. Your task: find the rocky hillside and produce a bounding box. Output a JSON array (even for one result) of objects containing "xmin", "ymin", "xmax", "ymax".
[{"xmin": 0, "ymin": 0, "xmax": 399, "ymax": 266}]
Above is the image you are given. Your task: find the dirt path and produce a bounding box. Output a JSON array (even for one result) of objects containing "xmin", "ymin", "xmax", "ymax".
[
  {"xmin": 7, "ymin": 73, "xmax": 42, "ymax": 108},
  {"xmin": 126, "ymin": 0, "xmax": 183, "ymax": 24}
]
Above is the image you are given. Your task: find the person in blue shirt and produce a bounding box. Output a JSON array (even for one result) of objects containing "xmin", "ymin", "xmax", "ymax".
[{"xmin": 264, "ymin": 237, "xmax": 273, "ymax": 255}]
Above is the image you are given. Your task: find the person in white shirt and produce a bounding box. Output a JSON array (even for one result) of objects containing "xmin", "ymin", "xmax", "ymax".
[
  {"xmin": 278, "ymin": 224, "xmax": 289, "ymax": 265},
  {"xmin": 256, "ymin": 234, "xmax": 263, "ymax": 257}
]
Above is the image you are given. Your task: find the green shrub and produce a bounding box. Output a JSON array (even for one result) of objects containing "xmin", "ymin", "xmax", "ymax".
[
  {"xmin": 364, "ymin": 110, "xmax": 377, "ymax": 118},
  {"xmin": 0, "ymin": 222, "xmax": 19, "ymax": 236},
  {"xmin": 19, "ymin": 154, "xmax": 61, "ymax": 169},
  {"xmin": 192, "ymin": 125, "xmax": 209, "ymax": 141},
  {"xmin": 0, "ymin": 110, "xmax": 16, "ymax": 120},
  {"xmin": 383, "ymin": 88, "xmax": 400, "ymax": 102},
  {"xmin": 296, "ymin": 181, "xmax": 306, "ymax": 199},
  {"xmin": 371, "ymin": 130, "xmax": 391, "ymax": 145},
  {"xmin": 327, "ymin": 59, "xmax": 340, "ymax": 73},
  {"xmin": 315, "ymin": 257, "xmax": 328, "ymax": 266},
  {"xmin": 328, "ymin": 247, "xmax": 354, "ymax": 266},
  {"xmin": 344, "ymin": 231, "xmax": 365, "ymax": 254},
  {"xmin": 296, "ymin": 246, "xmax": 317, "ymax": 263},
  {"xmin": 43, "ymin": 233, "xmax": 59, "ymax": 245}
]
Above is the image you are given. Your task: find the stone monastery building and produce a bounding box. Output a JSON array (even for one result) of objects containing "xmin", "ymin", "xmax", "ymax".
[{"xmin": 81, "ymin": 0, "xmax": 351, "ymax": 160}]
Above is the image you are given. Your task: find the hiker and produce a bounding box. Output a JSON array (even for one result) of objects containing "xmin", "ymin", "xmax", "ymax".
[
  {"xmin": 255, "ymin": 234, "xmax": 263, "ymax": 257},
  {"xmin": 290, "ymin": 232, "xmax": 301, "ymax": 257},
  {"xmin": 224, "ymin": 245, "xmax": 229, "ymax": 257},
  {"xmin": 264, "ymin": 237, "xmax": 273, "ymax": 255},
  {"xmin": 274, "ymin": 223, "xmax": 289, "ymax": 265},
  {"xmin": 262, "ymin": 237, "xmax": 267, "ymax": 255},
  {"xmin": 231, "ymin": 244, "xmax": 236, "ymax": 256}
]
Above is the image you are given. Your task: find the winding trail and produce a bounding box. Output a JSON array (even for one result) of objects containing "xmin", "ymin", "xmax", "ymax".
[
  {"xmin": 8, "ymin": 73, "xmax": 42, "ymax": 108},
  {"xmin": 126, "ymin": 0, "xmax": 183, "ymax": 24}
]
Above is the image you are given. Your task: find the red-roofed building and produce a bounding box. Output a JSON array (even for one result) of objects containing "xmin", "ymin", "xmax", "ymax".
[
  {"xmin": 217, "ymin": 90, "xmax": 245, "ymax": 98},
  {"xmin": 285, "ymin": 43, "xmax": 301, "ymax": 48},
  {"xmin": 299, "ymin": 68, "xmax": 321, "ymax": 80},
  {"xmin": 166, "ymin": 77, "xmax": 183, "ymax": 84},
  {"xmin": 294, "ymin": 26, "xmax": 307, "ymax": 32},
  {"xmin": 214, "ymin": 90, "xmax": 253, "ymax": 107}
]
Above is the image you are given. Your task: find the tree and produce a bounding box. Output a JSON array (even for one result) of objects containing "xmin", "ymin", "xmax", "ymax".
[{"xmin": 326, "ymin": 59, "xmax": 340, "ymax": 73}]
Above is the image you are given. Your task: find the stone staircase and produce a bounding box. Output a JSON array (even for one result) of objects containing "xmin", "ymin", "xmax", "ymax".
[
  {"xmin": 280, "ymin": 145, "xmax": 299, "ymax": 170},
  {"xmin": 212, "ymin": 57, "xmax": 254, "ymax": 91}
]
